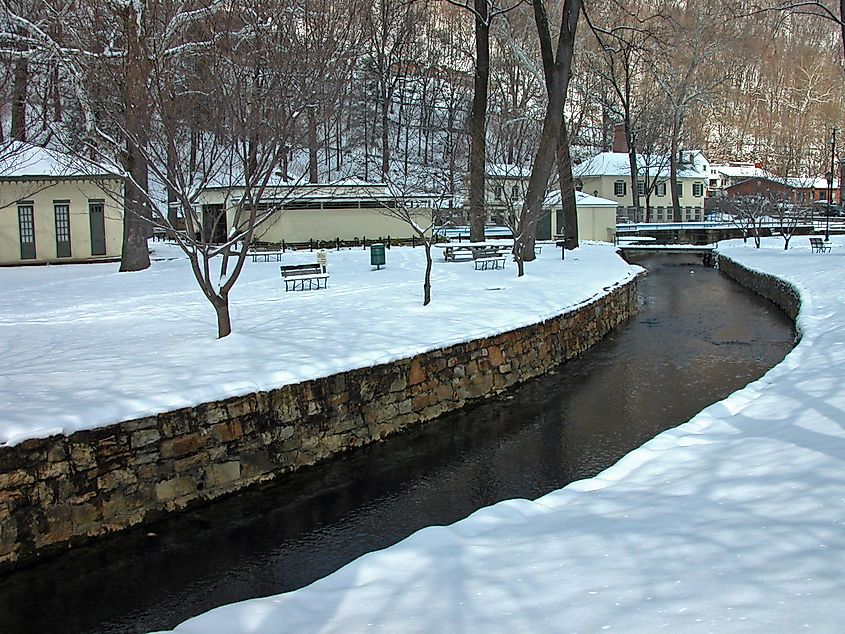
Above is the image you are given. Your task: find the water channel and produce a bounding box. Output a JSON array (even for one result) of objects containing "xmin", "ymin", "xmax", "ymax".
[{"xmin": 0, "ymin": 254, "xmax": 796, "ymax": 634}]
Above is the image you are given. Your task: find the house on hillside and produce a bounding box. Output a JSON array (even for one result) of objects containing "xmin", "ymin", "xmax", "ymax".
[
  {"xmin": 194, "ymin": 178, "xmax": 434, "ymax": 244},
  {"xmin": 573, "ymin": 151, "xmax": 708, "ymax": 223},
  {"xmin": 0, "ymin": 142, "xmax": 123, "ymax": 265}
]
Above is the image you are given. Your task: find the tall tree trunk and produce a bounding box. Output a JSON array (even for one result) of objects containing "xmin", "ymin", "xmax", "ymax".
[
  {"xmin": 12, "ymin": 57, "xmax": 28, "ymax": 142},
  {"xmin": 518, "ymin": 0, "xmax": 581, "ymax": 269},
  {"xmin": 119, "ymin": 2, "xmax": 151, "ymax": 272},
  {"xmin": 840, "ymin": 0, "xmax": 845, "ymax": 62},
  {"xmin": 626, "ymin": 127, "xmax": 640, "ymax": 221},
  {"xmin": 670, "ymin": 115, "xmax": 682, "ymax": 222},
  {"xmin": 166, "ymin": 140, "xmax": 178, "ymax": 229},
  {"xmin": 381, "ymin": 87, "xmax": 390, "ymax": 176},
  {"xmin": 468, "ymin": 0, "xmax": 490, "ymax": 243},
  {"xmin": 556, "ymin": 120, "xmax": 578, "ymax": 249},
  {"xmin": 121, "ymin": 139, "xmax": 152, "ymax": 271},
  {"xmin": 308, "ymin": 104, "xmax": 318, "ymax": 183}
]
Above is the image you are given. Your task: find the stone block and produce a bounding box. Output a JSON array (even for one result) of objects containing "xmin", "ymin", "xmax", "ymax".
[
  {"xmin": 155, "ymin": 476, "xmax": 196, "ymax": 503},
  {"xmin": 130, "ymin": 428, "xmax": 161, "ymax": 449},
  {"xmin": 122, "ymin": 417, "xmax": 159, "ymax": 432},
  {"xmin": 0, "ymin": 469, "xmax": 35, "ymax": 489},
  {"xmin": 241, "ymin": 451, "xmax": 275, "ymax": 479},
  {"xmin": 69, "ymin": 444, "xmax": 97, "ymax": 470},
  {"xmin": 204, "ymin": 461, "xmax": 241, "ymax": 489},
  {"xmin": 212, "ymin": 421, "xmax": 243, "ymax": 443},
  {"xmin": 160, "ymin": 432, "xmax": 203, "ymax": 459},
  {"xmin": 97, "ymin": 468, "xmax": 138, "ymax": 492},
  {"xmin": 37, "ymin": 460, "xmax": 69, "ymax": 480},
  {"xmin": 408, "ymin": 359, "xmax": 426, "ymax": 385}
]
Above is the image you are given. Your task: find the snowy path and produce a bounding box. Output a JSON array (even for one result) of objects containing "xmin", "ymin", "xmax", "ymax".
[{"xmin": 155, "ymin": 238, "xmax": 845, "ymax": 633}]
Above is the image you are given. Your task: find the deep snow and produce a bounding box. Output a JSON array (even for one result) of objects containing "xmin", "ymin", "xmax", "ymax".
[
  {"xmin": 0, "ymin": 241, "xmax": 637, "ymax": 445},
  {"xmin": 153, "ymin": 237, "xmax": 845, "ymax": 633}
]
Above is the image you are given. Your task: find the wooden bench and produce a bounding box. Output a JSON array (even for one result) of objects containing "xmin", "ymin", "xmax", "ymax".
[
  {"xmin": 280, "ymin": 263, "xmax": 329, "ymax": 291},
  {"xmin": 810, "ymin": 237, "xmax": 831, "ymax": 253},
  {"xmin": 251, "ymin": 251, "xmax": 284, "ymax": 262}
]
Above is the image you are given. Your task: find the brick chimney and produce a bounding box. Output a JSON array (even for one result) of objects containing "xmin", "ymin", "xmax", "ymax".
[{"xmin": 612, "ymin": 124, "xmax": 628, "ymax": 153}]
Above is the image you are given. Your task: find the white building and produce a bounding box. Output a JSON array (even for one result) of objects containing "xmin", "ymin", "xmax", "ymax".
[
  {"xmin": 573, "ymin": 151, "xmax": 709, "ymax": 223},
  {"xmin": 0, "ymin": 142, "xmax": 124, "ymax": 265}
]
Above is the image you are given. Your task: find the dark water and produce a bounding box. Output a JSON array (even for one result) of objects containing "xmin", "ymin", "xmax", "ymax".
[{"xmin": 0, "ymin": 254, "xmax": 795, "ymax": 634}]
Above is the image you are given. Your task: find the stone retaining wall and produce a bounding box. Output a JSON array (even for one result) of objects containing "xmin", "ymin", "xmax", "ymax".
[
  {"xmin": 717, "ymin": 255, "xmax": 801, "ymax": 321},
  {"xmin": 0, "ymin": 279, "xmax": 639, "ymax": 571}
]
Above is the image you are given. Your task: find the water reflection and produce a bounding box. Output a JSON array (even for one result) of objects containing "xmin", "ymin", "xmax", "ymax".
[{"xmin": 0, "ymin": 254, "xmax": 794, "ymax": 634}]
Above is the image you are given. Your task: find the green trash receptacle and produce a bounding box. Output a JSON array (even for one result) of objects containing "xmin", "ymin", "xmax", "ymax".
[{"xmin": 370, "ymin": 243, "xmax": 386, "ymax": 269}]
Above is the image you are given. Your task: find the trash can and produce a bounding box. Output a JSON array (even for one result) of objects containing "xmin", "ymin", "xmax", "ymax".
[{"xmin": 370, "ymin": 243, "xmax": 386, "ymax": 269}]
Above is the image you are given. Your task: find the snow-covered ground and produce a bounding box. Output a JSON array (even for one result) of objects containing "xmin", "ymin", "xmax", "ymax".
[
  {"xmin": 0, "ymin": 241, "xmax": 638, "ymax": 446},
  {"xmin": 154, "ymin": 237, "xmax": 845, "ymax": 633}
]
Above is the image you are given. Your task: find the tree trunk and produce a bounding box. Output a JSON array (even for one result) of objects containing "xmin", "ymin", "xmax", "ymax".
[
  {"xmin": 308, "ymin": 104, "xmax": 318, "ymax": 183},
  {"xmin": 517, "ymin": 0, "xmax": 581, "ymax": 271},
  {"xmin": 166, "ymin": 141, "xmax": 178, "ymax": 229},
  {"xmin": 468, "ymin": 0, "xmax": 490, "ymax": 243},
  {"xmin": 627, "ymin": 128, "xmax": 639, "ymax": 221},
  {"xmin": 212, "ymin": 295, "xmax": 232, "ymax": 339},
  {"xmin": 423, "ymin": 242, "xmax": 433, "ymax": 305},
  {"xmin": 556, "ymin": 120, "xmax": 578, "ymax": 249},
  {"xmin": 120, "ymin": 139, "xmax": 152, "ymax": 272},
  {"xmin": 12, "ymin": 57, "xmax": 28, "ymax": 142},
  {"xmin": 381, "ymin": 88, "xmax": 390, "ymax": 177},
  {"xmin": 840, "ymin": 0, "xmax": 845, "ymax": 63},
  {"xmin": 670, "ymin": 117, "xmax": 682, "ymax": 222},
  {"xmin": 119, "ymin": 2, "xmax": 151, "ymax": 272}
]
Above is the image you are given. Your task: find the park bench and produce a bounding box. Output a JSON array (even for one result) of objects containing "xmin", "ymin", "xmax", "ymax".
[
  {"xmin": 280, "ymin": 263, "xmax": 329, "ymax": 291},
  {"xmin": 810, "ymin": 237, "xmax": 831, "ymax": 253}
]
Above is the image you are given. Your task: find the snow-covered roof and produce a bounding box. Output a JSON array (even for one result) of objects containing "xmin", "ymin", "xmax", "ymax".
[
  {"xmin": 711, "ymin": 164, "xmax": 769, "ymax": 179},
  {"xmin": 544, "ymin": 189, "xmax": 618, "ymax": 208},
  {"xmin": 718, "ymin": 168, "xmax": 839, "ymax": 190},
  {"xmin": 0, "ymin": 141, "xmax": 122, "ymax": 180},
  {"xmin": 574, "ymin": 152, "xmax": 705, "ymax": 179},
  {"xmin": 487, "ymin": 163, "xmax": 532, "ymax": 178}
]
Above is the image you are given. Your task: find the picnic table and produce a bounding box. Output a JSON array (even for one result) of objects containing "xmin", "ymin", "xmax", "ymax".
[
  {"xmin": 434, "ymin": 242, "xmax": 512, "ymax": 262},
  {"xmin": 250, "ymin": 251, "xmax": 284, "ymax": 262}
]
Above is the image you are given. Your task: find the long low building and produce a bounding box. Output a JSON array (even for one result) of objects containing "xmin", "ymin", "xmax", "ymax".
[
  {"xmin": 0, "ymin": 142, "xmax": 123, "ymax": 265},
  {"xmin": 194, "ymin": 179, "xmax": 434, "ymax": 244}
]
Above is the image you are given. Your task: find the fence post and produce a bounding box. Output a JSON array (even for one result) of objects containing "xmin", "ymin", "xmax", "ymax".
[
  {"xmin": 282, "ymin": 240, "xmax": 286, "ymax": 253},
  {"xmin": 309, "ymin": 238, "xmax": 313, "ymax": 251},
  {"xmin": 363, "ymin": 236, "xmax": 367, "ymax": 248},
  {"xmin": 336, "ymin": 237, "xmax": 340, "ymax": 251},
  {"xmin": 412, "ymin": 235, "xmax": 416, "ymax": 248},
  {"xmin": 387, "ymin": 235, "xmax": 391, "ymax": 249}
]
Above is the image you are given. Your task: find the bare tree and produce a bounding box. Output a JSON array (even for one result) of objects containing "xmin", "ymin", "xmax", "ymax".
[
  {"xmin": 512, "ymin": 0, "xmax": 582, "ymax": 276},
  {"xmin": 371, "ymin": 174, "xmax": 444, "ymax": 306},
  {"xmin": 722, "ymin": 194, "xmax": 773, "ymax": 248}
]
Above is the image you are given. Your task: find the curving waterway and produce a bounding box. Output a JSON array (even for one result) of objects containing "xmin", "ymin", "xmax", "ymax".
[{"xmin": 0, "ymin": 254, "xmax": 795, "ymax": 634}]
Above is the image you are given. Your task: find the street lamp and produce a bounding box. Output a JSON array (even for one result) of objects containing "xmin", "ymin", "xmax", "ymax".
[{"xmin": 827, "ymin": 128, "xmax": 837, "ymax": 241}]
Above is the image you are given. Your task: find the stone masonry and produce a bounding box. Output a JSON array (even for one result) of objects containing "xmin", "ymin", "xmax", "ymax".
[{"xmin": 0, "ymin": 279, "xmax": 639, "ymax": 571}]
